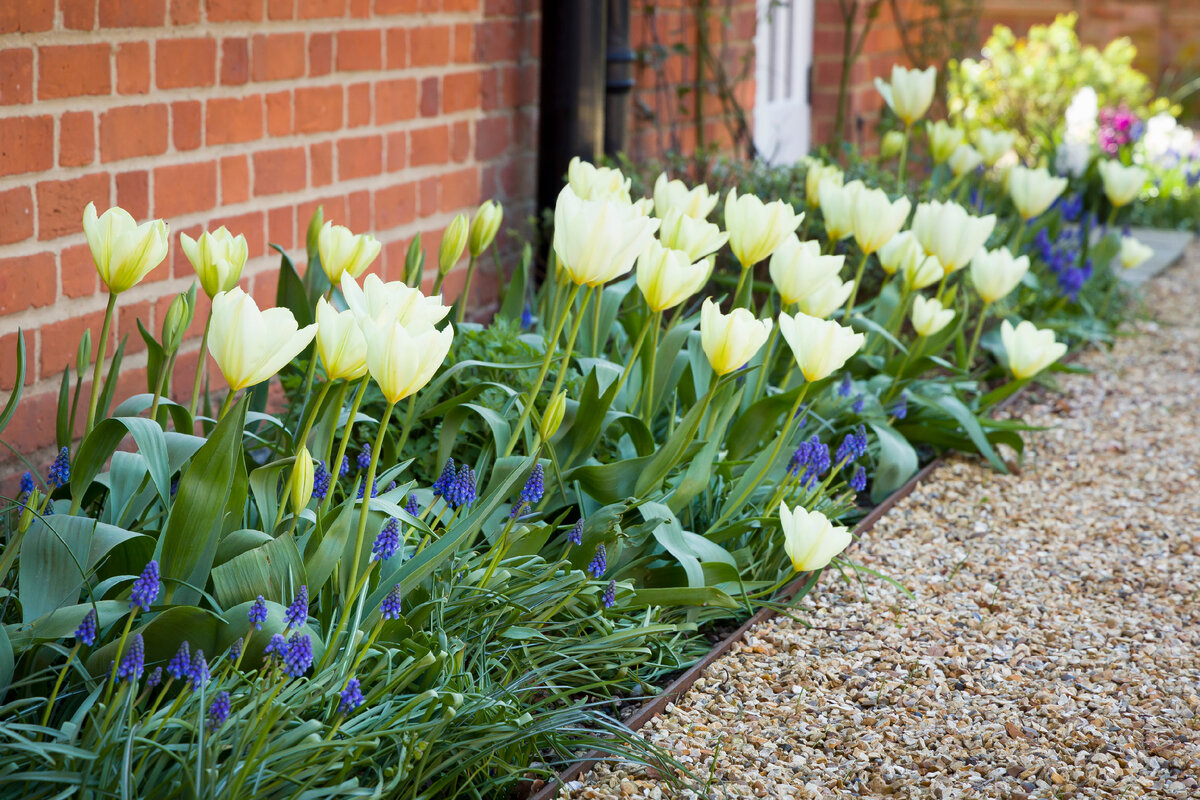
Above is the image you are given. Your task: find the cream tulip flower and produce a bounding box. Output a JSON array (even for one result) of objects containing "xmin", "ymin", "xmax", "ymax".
[
  {"xmin": 969, "ymin": 246, "xmax": 1029, "ymax": 304},
  {"xmin": 291, "ymin": 445, "xmax": 315, "ymax": 513},
  {"xmin": 658, "ymin": 208, "xmax": 729, "ymax": 261},
  {"xmin": 779, "ymin": 502, "xmax": 852, "ymax": 572},
  {"xmin": 568, "ymin": 156, "xmax": 632, "ymax": 203},
  {"xmin": 553, "ymin": 185, "xmax": 660, "ymax": 287},
  {"xmin": 724, "ymin": 188, "xmax": 803, "ymax": 268},
  {"xmin": 878, "ymin": 231, "xmax": 923, "ymax": 276},
  {"xmin": 363, "ymin": 316, "xmax": 454, "ymax": 405},
  {"xmin": 818, "ymin": 178, "xmax": 863, "ymax": 242},
  {"xmin": 82, "ymin": 202, "xmax": 170, "ymax": 294},
  {"xmin": 340, "ymin": 273, "xmax": 451, "ymax": 333},
  {"xmin": 805, "ymin": 162, "xmax": 843, "ymax": 208},
  {"xmin": 468, "ymin": 200, "xmax": 504, "ymax": 258},
  {"xmin": 653, "ymin": 173, "xmax": 719, "ymax": 220},
  {"xmin": 948, "ymin": 144, "xmax": 984, "ymax": 177},
  {"xmin": 778, "ymin": 310, "xmax": 865, "ymax": 382},
  {"xmin": 910, "ymin": 295, "xmax": 955, "ymax": 337},
  {"xmin": 699, "ymin": 298, "xmax": 772, "ymax": 375},
  {"xmin": 873, "ymin": 65, "xmax": 936, "ymax": 127},
  {"xmin": 180, "ymin": 226, "xmax": 248, "ymax": 298},
  {"xmin": 636, "ymin": 240, "xmax": 711, "ymax": 312},
  {"xmin": 1000, "ymin": 319, "xmax": 1067, "ymax": 379},
  {"xmin": 768, "ymin": 235, "xmax": 845, "ymax": 306},
  {"xmin": 318, "ymin": 222, "xmax": 381, "ymax": 284},
  {"xmin": 927, "ymin": 121, "xmax": 965, "ymax": 164},
  {"xmin": 315, "ymin": 297, "xmax": 368, "ymax": 381},
  {"xmin": 208, "ymin": 287, "xmax": 318, "ymax": 392},
  {"xmin": 851, "ymin": 187, "xmax": 912, "ymax": 255},
  {"xmin": 903, "ymin": 254, "xmax": 943, "ymax": 290},
  {"xmin": 1098, "ymin": 161, "xmax": 1148, "ymax": 208},
  {"xmin": 1007, "ymin": 165, "xmax": 1068, "ymax": 221},
  {"xmin": 1119, "ymin": 236, "xmax": 1153, "ymax": 269},
  {"xmin": 796, "ymin": 277, "xmax": 854, "ymax": 319},
  {"xmin": 911, "ymin": 200, "xmax": 996, "ymax": 275},
  {"xmin": 975, "ymin": 128, "xmax": 1016, "ymax": 166}
]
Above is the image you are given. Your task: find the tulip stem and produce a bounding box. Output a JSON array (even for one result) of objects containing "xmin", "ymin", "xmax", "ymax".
[
  {"xmin": 187, "ymin": 313, "xmax": 212, "ymax": 423},
  {"xmin": 896, "ymin": 124, "xmax": 910, "ymax": 188},
  {"xmin": 609, "ymin": 312, "xmax": 654, "ymax": 409},
  {"xmin": 217, "ymin": 390, "xmax": 237, "ymax": 421},
  {"xmin": 751, "ymin": 322, "xmax": 783, "ymax": 401},
  {"xmin": 273, "ymin": 380, "xmax": 332, "ymax": 531},
  {"xmin": 148, "ymin": 349, "xmax": 177, "ymax": 425},
  {"xmin": 1010, "ymin": 219, "xmax": 1028, "ymax": 254},
  {"xmin": 590, "ymin": 289, "xmax": 603, "ymax": 357},
  {"xmin": 394, "ymin": 396, "xmax": 418, "ymax": 456},
  {"xmin": 638, "ymin": 313, "xmax": 662, "ymax": 421},
  {"xmin": 502, "ymin": 283, "xmax": 584, "ymax": 458},
  {"xmin": 963, "ymin": 301, "xmax": 991, "ymax": 370},
  {"xmin": 883, "ymin": 336, "xmax": 923, "ymax": 406},
  {"xmin": 545, "ymin": 287, "xmax": 594, "ymax": 419},
  {"xmin": 320, "ymin": 375, "xmax": 370, "ymax": 518},
  {"xmin": 732, "ymin": 266, "xmax": 751, "ymax": 309},
  {"xmin": 456, "ymin": 255, "xmax": 478, "ymax": 324},
  {"xmin": 348, "ymin": 399, "xmax": 396, "ymax": 594},
  {"xmin": 843, "ymin": 251, "xmax": 871, "ymax": 319},
  {"xmin": 84, "ymin": 292, "xmax": 118, "ymax": 437}
]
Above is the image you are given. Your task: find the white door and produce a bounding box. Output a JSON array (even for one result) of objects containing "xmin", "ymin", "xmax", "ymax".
[{"xmin": 753, "ymin": 0, "xmax": 813, "ymax": 164}]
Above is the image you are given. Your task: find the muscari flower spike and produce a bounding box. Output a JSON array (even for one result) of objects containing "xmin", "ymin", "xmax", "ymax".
[
  {"xmin": 19, "ymin": 471, "xmax": 34, "ymax": 494},
  {"xmin": 313, "ymin": 460, "xmax": 331, "ymax": 500},
  {"xmin": 587, "ymin": 544, "xmax": 607, "ymax": 578},
  {"xmin": 282, "ymin": 633, "xmax": 313, "ymax": 678},
  {"xmin": 445, "ymin": 465, "xmax": 477, "ymax": 509},
  {"xmin": 229, "ymin": 637, "xmax": 244, "ymax": 662},
  {"xmin": 188, "ymin": 650, "xmax": 210, "ymax": 690},
  {"xmin": 385, "ymin": 480, "xmax": 397, "ymax": 493},
  {"xmin": 146, "ymin": 666, "xmax": 163, "ymax": 690},
  {"xmin": 130, "ymin": 560, "xmax": 160, "ymax": 611},
  {"xmin": 372, "ymin": 517, "xmax": 401, "ymax": 562},
  {"xmin": 567, "ymin": 519, "xmax": 584, "ymax": 546},
  {"xmin": 74, "ymin": 609, "xmax": 98, "ymax": 646},
  {"xmin": 248, "ymin": 595, "xmax": 268, "ymax": 630},
  {"xmin": 521, "ymin": 304, "xmax": 534, "ymax": 330},
  {"xmin": 850, "ymin": 466, "xmax": 868, "ymax": 492},
  {"xmin": 891, "ymin": 393, "xmax": 908, "ymax": 420},
  {"xmin": 116, "ymin": 634, "xmax": 145, "ymax": 683},
  {"xmin": 167, "ymin": 641, "xmax": 191, "ymax": 680},
  {"xmin": 356, "ymin": 476, "xmax": 379, "ymax": 499},
  {"xmin": 405, "ymin": 494, "xmax": 419, "ymax": 516},
  {"xmin": 339, "ymin": 677, "xmax": 364, "ymax": 714},
  {"xmin": 602, "ymin": 580, "xmax": 617, "ymax": 609},
  {"xmin": 356, "ymin": 449, "xmax": 371, "ymax": 471},
  {"xmin": 207, "ymin": 691, "xmax": 231, "ymax": 730},
  {"xmin": 380, "ymin": 585, "xmax": 403, "ymax": 620},
  {"xmin": 511, "ymin": 464, "xmax": 544, "ymax": 516},
  {"xmin": 47, "ymin": 447, "xmax": 70, "ymax": 488},
  {"xmin": 836, "ymin": 425, "xmax": 868, "ymax": 465},
  {"xmin": 837, "ymin": 374, "xmax": 852, "ymax": 398},
  {"xmin": 263, "ymin": 633, "xmax": 288, "ymax": 662},
  {"xmin": 431, "ymin": 459, "xmax": 456, "ymax": 497},
  {"xmin": 284, "ymin": 585, "xmax": 308, "ymax": 630},
  {"xmin": 852, "ymin": 394, "xmax": 865, "ymax": 414},
  {"xmin": 789, "ymin": 435, "xmax": 831, "ymax": 490}
]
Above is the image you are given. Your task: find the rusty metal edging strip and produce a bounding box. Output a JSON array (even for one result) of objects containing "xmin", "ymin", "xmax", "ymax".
[{"xmin": 527, "ymin": 456, "xmax": 946, "ymax": 800}]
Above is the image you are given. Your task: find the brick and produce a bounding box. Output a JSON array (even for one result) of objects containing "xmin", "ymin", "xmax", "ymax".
[
  {"xmin": 268, "ymin": 0, "xmax": 294, "ymax": 19},
  {"xmin": 453, "ymin": 22, "xmax": 474, "ymax": 63},
  {"xmin": 410, "ymin": 124, "xmax": 450, "ymax": 167},
  {"xmin": 172, "ymin": 101, "xmax": 203, "ymax": 151},
  {"xmin": 116, "ymin": 41, "xmax": 151, "ymax": 95},
  {"xmin": 443, "ymin": 70, "xmax": 480, "ymax": 113},
  {"xmin": 441, "ymin": 167, "xmax": 478, "ymax": 212},
  {"xmin": 38, "ymin": 174, "xmax": 109, "ymax": 242},
  {"xmin": 268, "ymin": 206, "xmax": 295, "ymax": 250},
  {"xmin": 376, "ymin": 0, "xmax": 419, "ymax": 11},
  {"xmin": 347, "ymin": 82, "xmax": 371, "ymax": 127},
  {"xmin": 375, "ymin": 182, "xmax": 417, "ymax": 229},
  {"xmin": 266, "ymin": 91, "xmax": 292, "ymax": 135},
  {"xmin": 375, "ymin": 78, "xmax": 417, "ymax": 123},
  {"xmin": 297, "ymin": 0, "xmax": 345, "ymax": 18},
  {"xmin": 62, "ymin": 0, "xmax": 96, "ymax": 29},
  {"xmin": 117, "ymin": 299, "xmax": 153, "ymax": 356},
  {"xmin": 0, "ymin": 253, "xmax": 55, "ymax": 314},
  {"xmin": 450, "ymin": 119, "xmax": 470, "ymax": 162},
  {"xmin": 309, "ymin": 33, "xmax": 333, "ymax": 76},
  {"xmin": 41, "ymin": 309, "xmax": 107, "ymax": 379},
  {"xmin": 208, "ymin": 0, "xmax": 263, "ymax": 20},
  {"xmin": 1, "ymin": 115, "xmax": 52, "ymax": 178},
  {"xmin": 348, "ymin": 190, "xmax": 370, "ymax": 231},
  {"xmin": 57, "ymin": 111, "xmax": 94, "ymax": 168},
  {"xmin": 385, "ymin": 130, "xmax": 406, "ymax": 171},
  {"xmin": 385, "ymin": 27, "xmax": 407, "ymax": 68},
  {"xmin": 220, "ymin": 155, "xmax": 251, "ymax": 204},
  {"xmin": 221, "ymin": 38, "xmax": 250, "ymax": 86},
  {"xmin": 253, "ymin": 147, "xmax": 306, "ymax": 196},
  {"xmin": 475, "ymin": 115, "xmax": 509, "ymax": 161},
  {"xmin": 410, "ymin": 25, "xmax": 450, "ymax": 67},
  {"xmin": 0, "ymin": 187, "xmax": 33, "ymax": 244},
  {"xmin": 0, "ymin": 49, "xmax": 33, "ymax": 105},
  {"xmin": 294, "ymin": 86, "xmax": 343, "ymax": 133},
  {"xmin": 156, "ymin": 38, "xmax": 217, "ymax": 89},
  {"xmin": 39, "ymin": 44, "xmax": 111, "ymax": 99},
  {"xmin": 61, "ymin": 243, "xmax": 98, "ymax": 298},
  {"xmin": 311, "ymin": 141, "xmax": 333, "ymax": 186},
  {"xmin": 153, "ymin": 162, "xmax": 217, "ymax": 218},
  {"xmin": 420, "ymin": 76, "xmax": 439, "ymax": 117},
  {"xmin": 99, "ymin": 104, "xmax": 169, "ymax": 162},
  {"xmin": 337, "ymin": 135, "xmax": 382, "ymax": 180},
  {"xmin": 115, "ymin": 171, "xmax": 149, "ymax": 219},
  {"xmin": 206, "ymin": 95, "xmax": 264, "ymax": 145},
  {"xmin": 100, "ymin": 0, "xmax": 165, "ymax": 26},
  {"xmin": 474, "ymin": 20, "xmax": 515, "ymax": 62},
  {"xmin": 416, "ymin": 176, "xmax": 438, "ymax": 216},
  {"xmin": 170, "ymin": 0, "xmax": 201, "ymax": 23},
  {"xmin": 0, "ymin": 0, "xmax": 55, "ymax": 33},
  {"xmin": 350, "ymin": 0, "xmax": 370, "ymax": 17},
  {"xmin": 252, "ymin": 33, "xmax": 306, "ymax": 82},
  {"xmin": 336, "ymin": 29, "xmax": 382, "ymax": 71}
]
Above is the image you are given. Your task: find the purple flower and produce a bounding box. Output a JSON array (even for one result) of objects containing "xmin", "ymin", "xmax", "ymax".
[
  {"xmin": 284, "ymin": 585, "xmax": 308, "ymax": 630},
  {"xmin": 167, "ymin": 641, "xmax": 191, "ymax": 680},
  {"xmin": 567, "ymin": 519, "xmax": 584, "ymax": 546},
  {"xmin": 263, "ymin": 633, "xmax": 288, "ymax": 662},
  {"xmin": 837, "ymin": 374, "xmax": 852, "ymax": 397},
  {"xmin": 587, "ymin": 544, "xmax": 607, "ymax": 578},
  {"xmin": 521, "ymin": 304, "xmax": 534, "ymax": 330},
  {"xmin": 356, "ymin": 449, "xmax": 371, "ymax": 471},
  {"xmin": 339, "ymin": 678, "xmax": 363, "ymax": 714},
  {"xmin": 19, "ymin": 471, "xmax": 34, "ymax": 494},
  {"xmin": 207, "ymin": 692, "xmax": 231, "ymax": 730},
  {"xmin": 372, "ymin": 517, "xmax": 401, "ymax": 562},
  {"xmin": 431, "ymin": 460, "xmax": 456, "ymax": 497},
  {"xmin": 404, "ymin": 494, "xmax": 420, "ymax": 516},
  {"xmin": 187, "ymin": 650, "xmax": 209, "ymax": 690},
  {"xmin": 380, "ymin": 585, "xmax": 403, "ymax": 620},
  {"xmin": 852, "ymin": 394, "xmax": 865, "ymax": 414},
  {"xmin": 891, "ymin": 393, "xmax": 908, "ymax": 420},
  {"xmin": 385, "ymin": 480, "xmax": 397, "ymax": 493},
  {"xmin": 849, "ymin": 466, "xmax": 868, "ymax": 492},
  {"xmin": 313, "ymin": 461, "xmax": 331, "ymax": 500},
  {"xmin": 511, "ymin": 464, "xmax": 544, "ymax": 516},
  {"xmin": 74, "ymin": 609, "xmax": 97, "ymax": 646},
  {"xmin": 356, "ymin": 476, "xmax": 378, "ymax": 499},
  {"xmin": 789, "ymin": 435, "xmax": 832, "ymax": 489},
  {"xmin": 444, "ymin": 465, "xmax": 477, "ymax": 509},
  {"xmin": 146, "ymin": 666, "xmax": 163, "ymax": 689},
  {"xmin": 282, "ymin": 633, "xmax": 313, "ymax": 678},
  {"xmin": 602, "ymin": 580, "xmax": 616, "ymax": 608},
  {"xmin": 129, "ymin": 560, "xmax": 160, "ymax": 611},
  {"xmin": 116, "ymin": 634, "xmax": 144, "ymax": 683},
  {"xmin": 229, "ymin": 637, "xmax": 244, "ymax": 662},
  {"xmin": 836, "ymin": 425, "xmax": 868, "ymax": 465},
  {"xmin": 47, "ymin": 447, "xmax": 70, "ymax": 488},
  {"xmin": 339, "ymin": 455, "xmax": 351, "ymax": 478},
  {"xmin": 248, "ymin": 595, "xmax": 268, "ymax": 630}
]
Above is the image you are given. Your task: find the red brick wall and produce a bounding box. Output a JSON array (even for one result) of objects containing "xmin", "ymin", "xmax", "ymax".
[{"xmin": 0, "ymin": 0, "xmax": 538, "ymax": 465}]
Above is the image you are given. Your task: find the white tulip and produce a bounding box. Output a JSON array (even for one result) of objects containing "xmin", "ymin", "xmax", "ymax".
[
  {"xmin": 362, "ymin": 317, "xmax": 454, "ymax": 404},
  {"xmin": 873, "ymin": 65, "xmax": 937, "ymax": 126},
  {"xmin": 969, "ymin": 246, "xmax": 1029, "ymax": 304},
  {"xmin": 1000, "ymin": 319, "xmax": 1067, "ymax": 379},
  {"xmin": 699, "ymin": 298, "xmax": 772, "ymax": 375},
  {"xmin": 1097, "ymin": 160, "xmax": 1148, "ymax": 207},
  {"xmin": 819, "ymin": 179, "xmax": 863, "ymax": 242},
  {"xmin": 910, "ymin": 295, "xmax": 955, "ymax": 337},
  {"xmin": 658, "ymin": 208, "xmax": 729, "ymax": 261},
  {"xmin": 778, "ymin": 310, "xmax": 865, "ymax": 381},
  {"xmin": 974, "ymin": 128, "xmax": 1016, "ymax": 166},
  {"xmin": 1007, "ymin": 165, "xmax": 1068, "ymax": 221},
  {"xmin": 553, "ymin": 185, "xmax": 660, "ymax": 286},
  {"xmin": 911, "ymin": 200, "xmax": 996, "ymax": 275},
  {"xmin": 927, "ymin": 121, "xmax": 965, "ymax": 164},
  {"xmin": 768, "ymin": 235, "xmax": 845, "ymax": 306},
  {"xmin": 567, "ymin": 156, "xmax": 632, "ymax": 203},
  {"xmin": 903, "ymin": 254, "xmax": 943, "ymax": 290},
  {"xmin": 340, "ymin": 273, "xmax": 451, "ymax": 333},
  {"xmin": 878, "ymin": 231, "xmax": 923, "ymax": 276},
  {"xmin": 796, "ymin": 277, "xmax": 854, "ymax": 319},
  {"xmin": 654, "ymin": 173, "xmax": 719, "ymax": 219},
  {"xmin": 724, "ymin": 188, "xmax": 803, "ymax": 268},
  {"xmin": 948, "ymin": 144, "xmax": 984, "ymax": 177},
  {"xmin": 805, "ymin": 162, "xmax": 843, "ymax": 208},
  {"xmin": 315, "ymin": 297, "xmax": 368, "ymax": 381},
  {"xmin": 208, "ymin": 288, "xmax": 317, "ymax": 392},
  {"xmin": 851, "ymin": 187, "xmax": 912, "ymax": 255},
  {"xmin": 1119, "ymin": 236, "xmax": 1153, "ymax": 270},
  {"xmin": 636, "ymin": 240, "xmax": 711, "ymax": 312}
]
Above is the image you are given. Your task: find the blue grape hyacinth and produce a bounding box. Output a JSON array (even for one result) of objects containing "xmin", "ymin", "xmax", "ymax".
[
  {"xmin": 19, "ymin": 471, "xmax": 34, "ymax": 495},
  {"xmin": 339, "ymin": 678, "xmax": 364, "ymax": 714},
  {"xmin": 313, "ymin": 460, "xmax": 331, "ymax": 500},
  {"xmin": 356, "ymin": 449, "xmax": 371, "ymax": 471},
  {"xmin": 229, "ymin": 637, "xmax": 244, "ymax": 663},
  {"xmin": 567, "ymin": 519, "xmax": 584, "ymax": 546},
  {"xmin": 372, "ymin": 517, "xmax": 401, "ymax": 561},
  {"xmin": 431, "ymin": 460, "xmax": 456, "ymax": 497},
  {"xmin": 47, "ymin": 447, "xmax": 70, "ymax": 488},
  {"xmin": 282, "ymin": 633, "xmax": 313, "ymax": 678},
  {"xmin": 380, "ymin": 585, "xmax": 403, "ymax": 620},
  {"xmin": 405, "ymin": 494, "xmax": 419, "ymax": 516},
  {"xmin": 837, "ymin": 374, "xmax": 852, "ymax": 397},
  {"xmin": 188, "ymin": 651, "xmax": 209, "ymax": 690},
  {"xmin": 891, "ymin": 393, "xmax": 908, "ymax": 420},
  {"xmin": 836, "ymin": 425, "xmax": 868, "ymax": 465},
  {"xmin": 263, "ymin": 633, "xmax": 287, "ymax": 663},
  {"xmin": 116, "ymin": 634, "xmax": 144, "ymax": 683},
  {"xmin": 511, "ymin": 464, "xmax": 544, "ymax": 516},
  {"xmin": 74, "ymin": 609, "xmax": 97, "ymax": 646},
  {"xmin": 339, "ymin": 455, "xmax": 351, "ymax": 478},
  {"xmin": 284, "ymin": 585, "xmax": 308, "ymax": 630},
  {"xmin": 207, "ymin": 691, "xmax": 231, "ymax": 730},
  {"xmin": 852, "ymin": 394, "xmax": 865, "ymax": 414},
  {"xmin": 248, "ymin": 595, "xmax": 268, "ymax": 630},
  {"xmin": 849, "ymin": 466, "xmax": 868, "ymax": 492},
  {"xmin": 444, "ymin": 464, "xmax": 477, "ymax": 509},
  {"xmin": 587, "ymin": 544, "xmax": 607, "ymax": 578},
  {"xmin": 129, "ymin": 560, "xmax": 160, "ymax": 611},
  {"xmin": 146, "ymin": 667, "xmax": 163, "ymax": 690},
  {"xmin": 602, "ymin": 580, "xmax": 617, "ymax": 608},
  {"xmin": 167, "ymin": 641, "xmax": 191, "ymax": 680}
]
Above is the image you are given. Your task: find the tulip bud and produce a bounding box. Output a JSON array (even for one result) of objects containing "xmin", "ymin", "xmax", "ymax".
[
  {"xmin": 438, "ymin": 214, "xmax": 469, "ymax": 277},
  {"xmin": 18, "ymin": 491, "xmax": 38, "ymax": 532},
  {"xmin": 910, "ymin": 295, "xmax": 955, "ymax": 337},
  {"xmin": 467, "ymin": 201, "xmax": 503, "ymax": 258},
  {"xmin": 699, "ymin": 298, "xmax": 772, "ymax": 376},
  {"xmin": 881, "ymin": 130, "xmax": 906, "ymax": 160},
  {"xmin": 724, "ymin": 188, "xmax": 803, "ymax": 269},
  {"xmin": 291, "ymin": 446, "xmax": 315, "ymax": 514},
  {"xmin": 540, "ymin": 390, "xmax": 567, "ymax": 441},
  {"xmin": 161, "ymin": 292, "xmax": 193, "ymax": 354},
  {"xmin": 1119, "ymin": 235, "xmax": 1153, "ymax": 270},
  {"xmin": 873, "ymin": 65, "xmax": 937, "ymax": 127},
  {"xmin": 1098, "ymin": 160, "xmax": 1148, "ymax": 208},
  {"xmin": 926, "ymin": 121, "xmax": 965, "ymax": 164},
  {"xmin": 1000, "ymin": 319, "xmax": 1067, "ymax": 379},
  {"xmin": 83, "ymin": 203, "xmax": 170, "ymax": 294},
  {"xmin": 1007, "ymin": 166, "xmax": 1067, "ymax": 221},
  {"xmin": 76, "ymin": 329, "xmax": 92, "ymax": 378},
  {"xmin": 779, "ymin": 502, "xmax": 851, "ymax": 572}
]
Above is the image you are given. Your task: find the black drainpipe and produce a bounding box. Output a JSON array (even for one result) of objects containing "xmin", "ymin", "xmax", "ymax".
[
  {"xmin": 537, "ymin": 0, "xmax": 607, "ymax": 215},
  {"xmin": 603, "ymin": 0, "xmax": 634, "ymax": 158}
]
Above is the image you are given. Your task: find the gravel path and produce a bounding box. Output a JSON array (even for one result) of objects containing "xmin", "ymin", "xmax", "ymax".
[{"xmin": 563, "ymin": 248, "xmax": 1200, "ymax": 799}]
